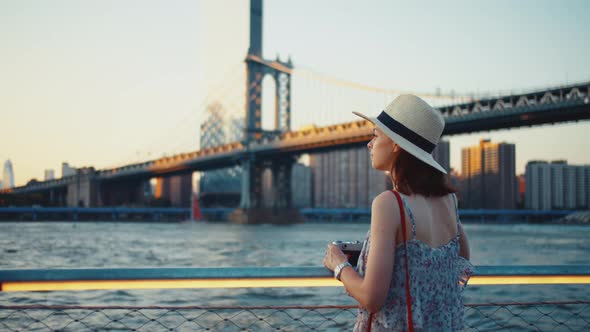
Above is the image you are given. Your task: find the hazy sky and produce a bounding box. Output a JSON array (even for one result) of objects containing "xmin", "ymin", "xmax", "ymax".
[{"xmin": 1, "ymin": 0, "xmax": 589, "ymax": 186}]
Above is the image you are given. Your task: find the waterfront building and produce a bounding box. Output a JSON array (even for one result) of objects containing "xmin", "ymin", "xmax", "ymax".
[
  {"xmin": 432, "ymin": 140, "xmax": 450, "ymax": 173},
  {"xmin": 526, "ymin": 160, "xmax": 590, "ymax": 210},
  {"xmin": 460, "ymin": 139, "xmax": 516, "ymax": 209},
  {"xmin": 525, "ymin": 161, "xmax": 552, "ymax": 210},
  {"xmin": 3, "ymin": 160, "xmax": 15, "ymax": 189},
  {"xmin": 550, "ymin": 160, "xmax": 567, "ymax": 208},
  {"xmin": 564, "ymin": 164, "xmax": 577, "ymax": 209},
  {"xmin": 575, "ymin": 166, "xmax": 587, "ymax": 208},
  {"xmin": 584, "ymin": 166, "xmax": 590, "ymax": 209},
  {"xmin": 62, "ymin": 162, "xmax": 76, "ymax": 177},
  {"xmin": 309, "ymin": 147, "xmax": 390, "ymax": 208},
  {"xmin": 44, "ymin": 169, "xmax": 55, "ymax": 181}
]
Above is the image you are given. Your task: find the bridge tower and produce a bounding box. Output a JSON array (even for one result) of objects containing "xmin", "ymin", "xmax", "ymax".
[
  {"xmin": 230, "ymin": 0, "xmax": 301, "ymax": 223},
  {"xmin": 244, "ymin": 0, "xmax": 292, "ymax": 143}
]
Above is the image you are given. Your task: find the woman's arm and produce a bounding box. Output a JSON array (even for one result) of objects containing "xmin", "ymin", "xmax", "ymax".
[{"xmin": 324, "ymin": 191, "xmax": 400, "ymax": 313}]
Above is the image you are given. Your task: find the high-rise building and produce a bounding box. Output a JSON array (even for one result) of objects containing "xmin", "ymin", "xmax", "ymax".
[
  {"xmin": 575, "ymin": 166, "xmax": 587, "ymax": 208},
  {"xmin": 44, "ymin": 169, "xmax": 55, "ymax": 181},
  {"xmin": 432, "ymin": 140, "xmax": 450, "ymax": 173},
  {"xmin": 549, "ymin": 160, "xmax": 566, "ymax": 208},
  {"xmin": 3, "ymin": 160, "xmax": 15, "ymax": 189},
  {"xmin": 564, "ymin": 164, "xmax": 577, "ymax": 209},
  {"xmin": 198, "ymin": 101, "xmax": 242, "ymax": 194},
  {"xmin": 460, "ymin": 139, "xmax": 516, "ymax": 209},
  {"xmin": 526, "ymin": 161, "xmax": 590, "ymax": 210},
  {"xmin": 309, "ymin": 147, "xmax": 390, "ymax": 208},
  {"xmin": 62, "ymin": 162, "xmax": 76, "ymax": 177},
  {"xmin": 461, "ymin": 144, "xmax": 483, "ymax": 208},
  {"xmin": 525, "ymin": 161, "xmax": 552, "ymax": 210}
]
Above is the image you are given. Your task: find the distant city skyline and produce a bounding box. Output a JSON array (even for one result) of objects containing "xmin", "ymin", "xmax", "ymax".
[{"xmin": 1, "ymin": 0, "xmax": 589, "ymax": 186}]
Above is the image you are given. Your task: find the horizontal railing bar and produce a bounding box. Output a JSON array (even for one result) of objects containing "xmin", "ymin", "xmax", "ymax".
[
  {"xmin": 461, "ymin": 300, "xmax": 590, "ymax": 307},
  {"xmin": 1, "ymin": 265, "xmax": 589, "ymax": 281},
  {"xmin": 0, "ymin": 267, "xmax": 328, "ymax": 281},
  {"xmin": 0, "ymin": 305, "xmax": 359, "ymax": 310},
  {"xmin": 1, "ymin": 300, "xmax": 589, "ymax": 310},
  {"xmin": 2, "ymin": 266, "xmax": 589, "ymax": 291}
]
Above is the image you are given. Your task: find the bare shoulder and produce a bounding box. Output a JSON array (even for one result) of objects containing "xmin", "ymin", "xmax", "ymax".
[
  {"xmin": 372, "ymin": 190, "xmax": 398, "ymax": 208},
  {"xmin": 371, "ymin": 191, "xmax": 401, "ymax": 226}
]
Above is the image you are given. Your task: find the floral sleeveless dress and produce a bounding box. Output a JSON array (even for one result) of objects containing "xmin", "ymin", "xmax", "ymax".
[{"xmin": 353, "ymin": 193, "xmax": 474, "ymax": 332}]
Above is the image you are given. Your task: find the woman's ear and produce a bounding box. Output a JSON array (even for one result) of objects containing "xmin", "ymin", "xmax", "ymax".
[{"xmin": 392, "ymin": 143, "xmax": 400, "ymax": 153}]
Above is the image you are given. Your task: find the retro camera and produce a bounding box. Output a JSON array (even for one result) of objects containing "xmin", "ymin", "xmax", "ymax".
[{"xmin": 332, "ymin": 240, "xmax": 362, "ymax": 266}]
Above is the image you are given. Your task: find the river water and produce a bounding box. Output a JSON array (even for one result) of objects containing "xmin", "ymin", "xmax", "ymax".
[{"xmin": 0, "ymin": 221, "xmax": 589, "ymax": 330}]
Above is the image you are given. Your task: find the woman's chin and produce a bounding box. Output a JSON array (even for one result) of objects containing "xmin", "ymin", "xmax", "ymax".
[{"xmin": 371, "ymin": 161, "xmax": 383, "ymax": 170}]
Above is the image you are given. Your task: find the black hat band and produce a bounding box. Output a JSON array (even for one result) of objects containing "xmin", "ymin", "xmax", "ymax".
[{"xmin": 377, "ymin": 111, "xmax": 436, "ymax": 153}]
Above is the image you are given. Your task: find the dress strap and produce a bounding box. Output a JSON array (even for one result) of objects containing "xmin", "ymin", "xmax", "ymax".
[
  {"xmin": 399, "ymin": 195, "xmax": 417, "ymax": 240},
  {"xmin": 451, "ymin": 193, "xmax": 461, "ymax": 239}
]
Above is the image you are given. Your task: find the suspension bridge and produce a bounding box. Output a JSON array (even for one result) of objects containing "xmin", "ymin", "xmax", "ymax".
[{"xmin": 1, "ymin": 0, "xmax": 589, "ymax": 224}]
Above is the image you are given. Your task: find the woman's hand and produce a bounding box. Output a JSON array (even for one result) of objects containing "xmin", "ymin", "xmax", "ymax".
[{"xmin": 323, "ymin": 244, "xmax": 348, "ymax": 271}]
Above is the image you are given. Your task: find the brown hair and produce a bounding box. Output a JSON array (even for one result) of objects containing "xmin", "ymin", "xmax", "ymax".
[{"xmin": 389, "ymin": 149, "xmax": 456, "ymax": 197}]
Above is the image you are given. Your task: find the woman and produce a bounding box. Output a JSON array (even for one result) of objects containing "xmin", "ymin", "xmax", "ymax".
[{"xmin": 324, "ymin": 94, "xmax": 474, "ymax": 331}]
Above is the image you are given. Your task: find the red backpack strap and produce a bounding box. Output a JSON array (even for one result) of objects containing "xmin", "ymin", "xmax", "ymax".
[{"xmin": 392, "ymin": 190, "xmax": 413, "ymax": 332}]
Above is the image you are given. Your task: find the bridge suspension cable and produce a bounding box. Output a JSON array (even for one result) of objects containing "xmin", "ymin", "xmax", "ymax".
[
  {"xmin": 103, "ymin": 62, "xmax": 246, "ymax": 170},
  {"xmin": 284, "ymin": 63, "xmax": 479, "ymax": 130},
  {"xmin": 293, "ymin": 66, "xmax": 464, "ymax": 100}
]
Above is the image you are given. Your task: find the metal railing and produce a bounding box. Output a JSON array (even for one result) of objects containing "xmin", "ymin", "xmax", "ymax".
[
  {"xmin": 1, "ymin": 266, "xmax": 589, "ymax": 331},
  {"xmin": 2, "ymin": 302, "xmax": 589, "ymax": 331},
  {"xmin": 2, "ymin": 265, "xmax": 590, "ymax": 291}
]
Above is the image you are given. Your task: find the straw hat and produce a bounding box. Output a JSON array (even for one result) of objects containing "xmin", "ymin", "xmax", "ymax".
[{"xmin": 353, "ymin": 94, "xmax": 447, "ymax": 174}]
